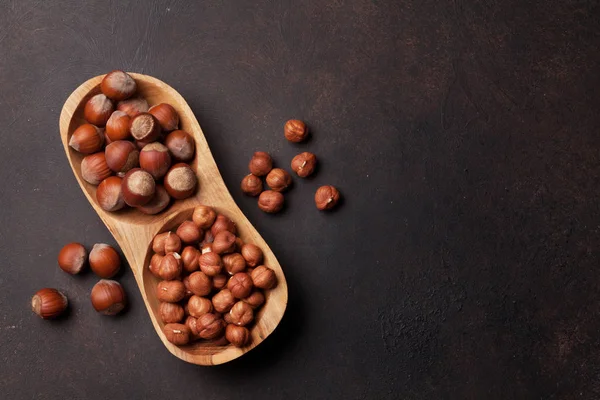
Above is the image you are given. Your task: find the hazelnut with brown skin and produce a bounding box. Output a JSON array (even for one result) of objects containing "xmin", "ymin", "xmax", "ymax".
[
  {"xmin": 152, "ymin": 232, "xmax": 182, "ymax": 255},
  {"xmin": 212, "ymin": 289, "xmax": 236, "ymax": 313},
  {"xmin": 241, "ymin": 174, "xmax": 263, "ymax": 196},
  {"xmin": 196, "ymin": 313, "xmax": 225, "ymax": 340},
  {"xmin": 164, "ymin": 323, "xmax": 191, "ymax": 345},
  {"xmin": 291, "ymin": 152, "xmax": 317, "ymax": 178},
  {"xmin": 187, "ymin": 295, "xmax": 213, "ymax": 318},
  {"xmin": 199, "ymin": 252, "xmax": 223, "ymax": 276},
  {"xmin": 187, "ymin": 271, "xmax": 212, "ymax": 296},
  {"xmin": 227, "ymin": 272, "xmax": 254, "ymax": 299},
  {"xmin": 226, "ymin": 324, "xmax": 250, "ymax": 347},
  {"xmin": 241, "ymin": 244, "xmax": 263, "ymax": 267},
  {"xmin": 212, "ymin": 274, "xmax": 228, "ymax": 290},
  {"xmin": 210, "ymin": 214, "xmax": 237, "ymax": 236},
  {"xmin": 243, "ymin": 290, "xmax": 265, "ymax": 309},
  {"xmin": 251, "ymin": 265, "xmax": 277, "ymax": 289},
  {"xmin": 185, "ymin": 315, "xmax": 200, "ymax": 337},
  {"xmin": 284, "ymin": 119, "xmax": 308, "ymax": 142},
  {"xmin": 159, "ymin": 302, "xmax": 185, "ymax": 323},
  {"xmin": 315, "ymin": 185, "xmax": 340, "ymax": 210},
  {"xmin": 157, "ymin": 252, "xmax": 182, "ymax": 280},
  {"xmin": 248, "ymin": 151, "xmax": 273, "ymax": 176},
  {"xmin": 258, "ymin": 190, "xmax": 284, "ymax": 213},
  {"xmin": 156, "ymin": 280, "xmax": 186, "ymax": 302},
  {"xmin": 176, "ymin": 221, "xmax": 202, "ymax": 244},
  {"xmin": 229, "ymin": 301, "xmax": 254, "ymax": 326},
  {"xmin": 181, "ymin": 246, "xmax": 200, "ymax": 273},
  {"xmin": 192, "ymin": 205, "xmax": 216, "ymax": 229},
  {"xmin": 266, "ymin": 168, "xmax": 292, "ymax": 192},
  {"xmin": 212, "ymin": 231, "xmax": 237, "ymax": 254},
  {"xmin": 149, "ymin": 253, "xmax": 163, "ymax": 278},
  {"xmin": 222, "ymin": 253, "xmax": 246, "ymax": 275}
]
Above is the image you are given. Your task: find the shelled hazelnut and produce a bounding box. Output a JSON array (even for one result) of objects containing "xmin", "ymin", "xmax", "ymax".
[
  {"xmin": 291, "ymin": 152, "xmax": 317, "ymax": 177},
  {"xmin": 248, "ymin": 152, "xmax": 273, "ymax": 176},
  {"xmin": 258, "ymin": 190, "xmax": 284, "ymax": 213},
  {"xmin": 315, "ymin": 185, "xmax": 340, "ymax": 210},
  {"xmin": 266, "ymin": 168, "xmax": 292, "ymax": 192},
  {"xmin": 241, "ymin": 174, "xmax": 263, "ymax": 196},
  {"xmin": 284, "ymin": 119, "xmax": 308, "ymax": 142}
]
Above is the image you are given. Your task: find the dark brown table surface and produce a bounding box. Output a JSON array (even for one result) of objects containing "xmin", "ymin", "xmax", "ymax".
[{"xmin": 1, "ymin": 1, "xmax": 599, "ymax": 399}]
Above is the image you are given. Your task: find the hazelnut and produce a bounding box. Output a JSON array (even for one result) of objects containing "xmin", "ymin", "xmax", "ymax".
[
  {"xmin": 229, "ymin": 301, "xmax": 254, "ymax": 326},
  {"xmin": 258, "ymin": 190, "xmax": 284, "ymax": 213},
  {"xmin": 130, "ymin": 112, "xmax": 161, "ymax": 142},
  {"xmin": 241, "ymin": 243, "xmax": 263, "ymax": 267},
  {"xmin": 243, "ymin": 290, "xmax": 265, "ymax": 309},
  {"xmin": 164, "ymin": 163, "xmax": 198, "ymax": 200},
  {"xmin": 250, "ymin": 265, "xmax": 277, "ymax": 289},
  {"xmin": 224, "ymin": 312, "xmax": 234, "ymax": 324},
  {"xmin": 291, "ymin": 152, "xmax": 317, "ymax": 178},
  {"xmin": 100, "ymin": 70, "xmax": 136, "ymax": 101},
  {"xmin": 81, "ymin": 152, "xmax": 112, "ymax": 185},
  {"xmin": 187, "ymin": 271, "xmax": 212, "ymax": 296},
  {"xmin": 211, "ymin": 214, "xmax": 237, "ymax": 236},
  {"xmin": 222, "ymin": 253, "xmax": 246, "ymax": 275},
  {"xmin": 69, "ymin": 124, "xmax": 105, "ymax": 154},
  {"xmin": 156, "ymin": 280, "xmax": 186, "ymax": 302},
  {"xmin": 104, "ymin": 130, "xmax": 114, "ymax": 145},
  {"xmin": 241, "ymin": 174, "xmax": 263, "ymax": 196},
  {"xmin": 192, "ymin": 205, "xmax": 216, "ymax": 229},
  {"xmin": 315, "ymin": 185, "xmax": 340, "ymax": 210},
  {"xmin": 163, "ymin": 323, "xmax": 191, "ymax": 345},
  {"xmin": 227, "ymin": 272, "xmax": 253, "ymax": 299},
  {"xmin": 149, "ymin": 103, "xmax": 179, "ymax": 132},
  {"xmin": 139, "ymin": 142, "xmax": 171, "ymax": 179},
  {"xmin": 199, "ymin": 252, "xmax": 223, "ymax": 276},
  {"xmin": 90, "ymin": 279, "xmax": 126, "ymax": 315},
  {"xmin": 181, "ymin": 246, "xmax": 200, "ymax": 273},
  {"xmin": 31, "ymin": 288, "xmax": 68, "ymax": 319},
  {"xmin": 225, "ymin": 324, "xmax": 250, "ymax": 347},
  {"xmin": 248, "ymin": 151, "xmax": 272, "ymax": 176},
  {"xmin": 201, "ymin": 242, "xmax": 213, "ymax": 254},
  {"xmin": 212, "ymin": 231, "xmax": 236, "ymax": 254},
  {"xmin": 117, "ymin": 97, "xmax": 149, "ymax": 118},
  {"xmin": 176, "ymin": 221, "xmax": 202, "ymax": 244},
  {"xmin": 196, "ymin": 313, "xmax": 225, "ymax": 340},
  {"xmin": 212, "ymin": 289, "xmax": 236, "ymax": 313},
  {"xmin": 182, "ymin": 276, "xmax": 194, "ymax": 298},
  {"xmin": 105, "ymin": 140, "xmax": 139, "ymax": 174},
  {"xmin": 105, "ymin": 110, "xmax": 132, "ymax": 141},
  {"xmin": 84, "ymin": 94, "xmax": 114, "ymax": 126},
  {"xmin": 152, "ymin": 232, "xmax": 182, "ymax": 255},
  {"xmin": 96, "ymin": 176, "xmax": 126, "ymax": 212},
  {"xmin": 185, "ymin": 315, "xmax": 200, "ymax": 336},
  {"xmin": 159, "ymin": 302, "xmax": 185, "ymax": 324},
  {"xmin": 212, "ymin": 274, "xmax": 228, "ymax": 290},
  {"xmin": 187, "ymin": 295, "xmax": 213, "ymax": 318},
  {"xmin": 121, "ymin": 168, "xmax": 156, "ymax": 206},
  {"xmin": 158, "ymin": 252, "xmax": 182, "ymax": 280},
  {"xmin": 137, "ymin": 184, "xmax": 170, "ymax": 215},
  {"xmin": 57, "ymin": 242, "xmax": 87, "ymax": 274},
  {"xmin": 266, "ymin": 168, "xmax": 292, "ymax": 192},
  {"xmin": 164, "ymin": 130, "xmax": 195, "ymax": 162},
  {"xmin": 149, "ymin": 253, "xmax": 164, "ymax": 278},
  {"xmin": 89, "ymin": 243, "xmax": 121, "ymax": 278},
  {"xmin": 284, "ymin": 119, "xmax": 308, "ymax": 142}
]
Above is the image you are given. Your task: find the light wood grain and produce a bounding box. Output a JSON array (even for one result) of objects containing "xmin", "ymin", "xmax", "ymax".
[{"xmin": 59, "ymin": 73, "xmax": 288, "ymax": 365}]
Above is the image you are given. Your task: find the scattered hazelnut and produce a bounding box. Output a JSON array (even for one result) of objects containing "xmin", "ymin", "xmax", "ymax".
[
  {"xmin": 137, "ymin": 184, "xmax": 170, "ymax": 215},
  {"xmin": 149, "ymin": 253, "xmax": 164, "ymax": 278},
  {"xmin": 164, "ymin": 130, "xmax": 195, "ymax": 162},
  {"xmin": 117, "ymin": 97, "xmax": 149, "ymax": 118},
  {"xmin": 243, "ymin": 290, "xmax": 265, "ymax": 309},
  {"xmin": 225, "ymin": 324, "xmax": 250, "ymax": 347},
  {"xmin": 81, "ymin": 152, "xmax": 112, "ymax": 185},
  {"xmin": 229, "ymin": 301, "xmax": 254, "ymax": 326},
  {"xmin": 258, "ymin": 190, "xmax": 284, "ymax": 213},
  {"xmin": 199, "ymin": 252, "xmax": 223, "ymax": 276},
  {"xmin": 149, "ymin": 103, "xmax": 179, "ymax": 132},
  {"xmin": 248, "ymin": 151, "xmax": 273, "ymax": 176},
  {"xmin": 57, "ymin": 242, "xmax": 87, "ymax": 274},
  {"xmin": 152, "ymin": 232, "xmax": 182, "ymax": 255},
  {"xmin": 284, "ymin": 119, "xmax": 308, "ymax": 142},
  {"xmin": 159, "ymin": 302, "xmax": 185, "ymax": 323},
  {"xmin": 212, "ymin": 231, "xmax": 237, "ymax": 254},
  {"xmin": 250, "ymin": 265, "xmax": 277, "ymax": 289},
  {"xmin": 241, "ymin": 243, "xmax": 263, "ymax": 267},
  {"xmin": 89, "ymin": 243, "xmax": 121, "ymax": 278},
  {"xmin": 96, "ymin": 176, "xmax": 126, "ymax": 212},
  {"xmin": 181, "ymin": 246, "xmax": 200, "ymax": 273},
  {"xmin": 241, "ymin": 174, "xmax": 263, "ymax": 196},
  {"xmin": 69, "ymin": 124, "xmax": 105, "ymax": 154},
  {"xmin": 105, "ymin": 110, "xmax": 131, "ymax": 141},
  {"xmin": 212, "ymin": 274, "xmax": 228, "ymax": 290},
  {"xmin": 105, "ymin": 140, "xmax": 139, "ymax": 174},
  {"xmin": 266, "ymin": 168, "xmax": 292, "ymax": 192},
  {"xmin": 100, "ymin": 70, "xmax": 136, "ymax": 101},
  {"xmin": 90, "ymin": 279, "xmax": 126, "ymax": 315},
  {"xmin": 176, "ymin": 221, "xmax": 202, "ymax": 244},
  {"xmin": 187, "ymin": 295, "xmax": 213, "ymax": 318},
  {"xmin": 158, "ymin": 252, "xmax": 182, "ymax": 280},
  {"xmin": 227, "ymin": 272, "xmax": 253, "ymax": 299},
  {"xmin": 164, "ymin": 323, "xmax": 191, "ymax": 345},
  {"xmin": 84, "ymin": 94, "xmax": 114, "ymax": 126},
  {"xmin": 222, "ymin": 253, "xmax": 246, "ymax": 275},
  {"xmin": 129, "ymin": 112, "xmax": 161, "ymax": 142},
  {"xmin": 156, "ymin": 280, "xmax": 186, "ymax": 302},
  {"xmin": 211, "ymin": 214, "xmax": 237, "ymax": 236},
  {"xmin": 187, "ymin": 271, "xmax": 212, "ymax": 296},
  {"xmin": 212, "ymin": 289, "xmax": 236, "ymax": 313},
  {"xmin": 315, "ymin": 185, "xmax": 340, "ymax": 210},
  {"xmin": 192, "ymin": 205, "xmax": 216, "ymax": 229},
  {"xmin": 139, "ymin": 142, "xmax": 171, "ymax": 179},
  {"xmin": 164, "ymin": 163, "xmax": 198, "ymax": 200},
  {"xmin": 291, "ymin": 152, "xmax": 317, "ymax": 177},
  {"xmin": 196, "ymin": 313, "xmax": 225, "ymax": 340},
  {"xmin": 31, "ymin": 288, "xmax": 68, "ymax": 319},
  {"xmin": 121, "ymin": 168, "xmax": 156, "ymax": 206}
]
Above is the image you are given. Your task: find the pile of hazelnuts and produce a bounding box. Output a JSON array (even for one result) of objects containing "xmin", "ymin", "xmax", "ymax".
[
  {"xmin": 241, "ymin": 119, "xmax": 341, "ymax": 212},
  {"xmin": 31, "ymin": 242, "xmax": 126, "ymax": 319},
  {"xmin": 69, "ymin": 70, "xmax": 198, "ymax": 215},
  {"xmin": 149, "ymin": 204, "xmax": 277, "ymax": 348}
]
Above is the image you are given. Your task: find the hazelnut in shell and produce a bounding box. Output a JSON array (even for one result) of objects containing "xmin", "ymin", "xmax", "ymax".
[
  {"xmin": 229, "ymin": 301, "xmax": 254, "ymax": 326},
  {"xmin": 212, "ymin": 231, "xmax": 237, "ymax": 254},
  {"xmin": 164, "ymin": 163, "xmax": 197, "ymax": 200},
  {"xmin": 176, "ymin": 221, "xmax": 202, "ymax": 244},
  {"xmin": 241, "ymin": 243, "xmax": 263, "ymax": 267},
  {"xmin": 158, "ymin": 252, "xmax": 182, "ymax": 280},
  {"xmin": 159, "ymin": 302, "xmax": 185, "ymax": 323},
  {"xmin": 100, "ymin": 70, "xmax": 136, "ymax": 101},
  {"xmin": 137, "ymin": 185, "xmax": 171, "ymax": 215},
  {"xmin": 117, "ymin": 97, "xmax": 149, "ymax": 118},
  {"xmin": 121, "ymin": 168, "xmax": 156, "ymax": 207},
  {"xmin": 196, "ymin": 313, "xmax": 225, "ymax": 340},
  {"xmin": 164, "ymin": 323, "xmax": 191, "ymax": 345},
  {"xmin": 81, "ymin": 152, "xmax": 112, "ymax": 185},
  {"xmin": 258, "ymin": 190, "xmax": 284, "ymax": 213},
  {"xmin": 156, "ymin": 280, "xmax": 186, "ymax": 302},
  {"xmin": 284, "ymin": 119, "xmax": 308, "ymax": 142},
  {"xmin": 315, "ymin": 185, "xmax": 340, "ymax": 210},
  {"xmin": 69, "ymin": 124, "xmax": 105, "ymax": 154},
  {"xmin": 105, "ymin": 110, "xmax": 131, "ymax": 141},
  {"xmin": 57, "ymin": 242, "xmax": 87, "ymax": 274},
  {"xmin": 149, "ymin": 103, "xmax": 179, "ymax": 132},
  {"xmin": 31, "ymin": 288, "xmax": 68, "ymax": 319},
  {"xmin": 241, "ymin": 174, "xmax": 263, "ymax": 196},
  {"xmin": 89, "ymin": 243, "xmax": 121, "ymax": 278},
  {"xmin": 164, "ymin": 130, "xmax": 195, "ymax": 162},
  {"xmin": 105, "ymin": 140, "xmax": 139, "ymax": 174},
  {"xmin": 251, "ymin": 265, "xmax": 277, "ymax": 289},
  {"xmin": 248, "ymin": 151, "xmax": 272, "ymax": 176},
  {"xmin": 139, "ymin": 142, "xmax": 171, "ymax": 179},
  {"xmin": 187, "ymin": 271, "xmax": 212, "ymax": 296},
  {"xmin": 90, "ymin": 279, "xmax": 126, "ymax": 315},
  {"xmin": 192, "ymin": 205, "xmax": 216, "ymax": 229},
  {"xmin": 187, "ymin": 295, "xmax": 213, "ymax": 318},
  {"xmin": 96, "ymin": 176, "xmax": 126, "ymax": 212},
  {"xmin": 266, "ymin": 168, "xmax": 292, "ymax": 192},
  {"xmin": 227, "ymin": 272, "xmax": 254, "ymax": 299},
  {"xmin": 226, "ymin": 324, "xmax": 250, "ymax": 347},
  {"xmin": 84, "ymin": 94, "xmax": 114, "ymax": 126},
  {"xmin": 291, "ymin": 152, "xmax": 317, "ymax": 178},
  {"xmin": 130, "ymin": 112, "xmax": 161, "ymax": 142}
]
